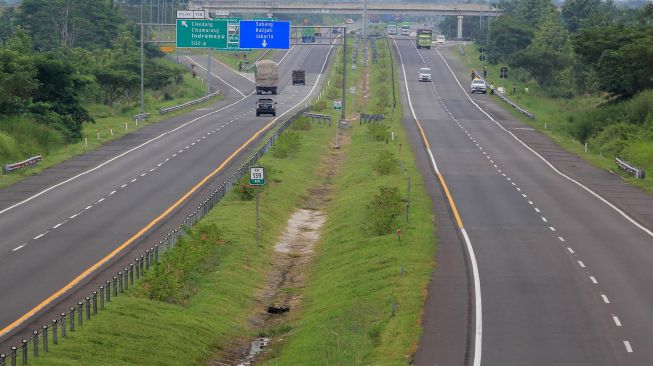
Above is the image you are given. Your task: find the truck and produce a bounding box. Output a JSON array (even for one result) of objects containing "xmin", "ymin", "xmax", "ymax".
[
  {"xmin": 387, "ymin": 24, "xmax": 397, "ymax": 35},
  {"xmin": 302, "ymin": 27, "xmax": 316, "ymax": 43},
  {"xmin": 416, "ymin": 29, "xmax": 433, "ymax": 49},
  {"xmin": 255, "ymin": 60, "xmax": 278, "ymax": 95},
  {"xmin": 292, "ymin": 70, "xmax": 305, "ymax": 85}
]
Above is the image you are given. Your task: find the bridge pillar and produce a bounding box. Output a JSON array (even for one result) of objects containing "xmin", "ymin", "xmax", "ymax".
[{"xmin": 457, "ymin": 15, "xmax": 463, "ymax": 39}]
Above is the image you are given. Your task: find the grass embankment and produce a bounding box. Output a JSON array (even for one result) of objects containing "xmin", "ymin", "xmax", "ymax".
[
  {"xmin": 262, "ymin": 37, "xmax": 435, "ymax": 365},
  {"xmin": 456, "ymin": 44, "xmax": 653, "ymax": 192},
  {"xmin": 0, "ymin": 60, "xmax": 216, "ymax": 189},
  {"xmin": 27, "ymin": 116, "xmax": 335, "ymax": 365}
]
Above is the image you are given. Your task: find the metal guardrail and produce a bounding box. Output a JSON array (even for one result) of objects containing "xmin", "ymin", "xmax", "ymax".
[
  {"xmin": 360, "ymin": 113, "xmax": 385, "ymax": 125},
  {"xmin": 616, "ymin": 157, "xmax": 645, "ymax": 179},
  {"xmin": 0, "ymin": 105, "xmax": 312, "ymax": 364},
  {"xmin": 131, "ymin": 113, "xmax": 150, "ymax": 122},
  {"xmin": 473, "ymin": 71, "xmax": 535, "ymax": 120},
  {"xmin": 3, "ymin": 155, "xmax": 42, "ymax": 175},
  {"xmin": 160, "ymin": 91, "xmax": 221, "ymax": 114},
  {"xmin": 384, "ymin": 35, "xmax": 397, "ymax": 109},
  {"xmin": 303, "ymin": 112, "xmax": 332, "ymax": 126}
]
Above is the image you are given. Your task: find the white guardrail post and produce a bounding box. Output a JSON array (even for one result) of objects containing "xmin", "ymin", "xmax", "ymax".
[
  {"xmin": 615, "ymin": 157, "xmax": 645, "ymax": 179},
  {"xmin": 159, "ymin": 91, "xmax": 221, "ymax": 114}
]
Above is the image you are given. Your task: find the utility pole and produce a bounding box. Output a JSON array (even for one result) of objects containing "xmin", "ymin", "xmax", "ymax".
[
  {"xmin": 341, "ymin": 29, "xmax": 347, "ymax": 121},
  {"xmin": 140, "ymin": 0, "xmax": 145, "ymax": 115}
]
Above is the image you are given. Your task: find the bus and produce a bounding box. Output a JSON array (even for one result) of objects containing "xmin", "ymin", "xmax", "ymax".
[{"xmin": 400, "ymin": 23, "xmax": 411, "ymax": 36}]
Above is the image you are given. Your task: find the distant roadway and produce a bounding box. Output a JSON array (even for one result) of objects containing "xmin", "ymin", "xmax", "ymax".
[{"xmin": 392, "ymin": 38, "xmax": 653, "ymax": 366}]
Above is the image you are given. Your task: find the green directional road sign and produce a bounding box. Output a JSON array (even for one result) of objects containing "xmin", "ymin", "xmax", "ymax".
[{"xmin": 176, "ymin": 19, "xmax": 228, "ymax": 48}]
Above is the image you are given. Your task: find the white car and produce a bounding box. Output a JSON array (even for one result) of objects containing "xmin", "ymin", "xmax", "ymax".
[
  {"xmin": 436, "ymin": 35, "xmax": 446, "ymax": 45},
  {"xmin": 470, "ymin": 79, "xmax": 487, "ymax": 94},
  {"xmin": 418, "ymin": 67, "xmax": 432, "ymax": 82}
]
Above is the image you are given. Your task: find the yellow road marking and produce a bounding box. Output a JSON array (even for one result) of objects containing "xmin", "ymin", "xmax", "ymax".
[{"xmin": 0, "ymin": 116, "xmax": 280, "ymax": 338}]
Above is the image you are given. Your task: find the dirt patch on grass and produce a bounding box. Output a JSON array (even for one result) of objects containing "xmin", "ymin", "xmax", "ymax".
[{"xmin": 208, "ymin": 129, "xmax": 349, "ymax": 365}]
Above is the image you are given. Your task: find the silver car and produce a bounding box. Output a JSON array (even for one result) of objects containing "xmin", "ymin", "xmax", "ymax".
[
  {"xmin": 470, "ymin": 79, "xmax": 487, "ymax": 94},
  {"xmin": 418, "ymin": 67, "xmax": 432, "ymax": 82}
]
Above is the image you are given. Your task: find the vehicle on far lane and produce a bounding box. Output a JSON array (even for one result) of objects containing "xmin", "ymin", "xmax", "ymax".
[
  {"xmin": 436, "ymin": 35, "xmax": 446, "ymax": 45},
  {"xmin": 418, "ymin": 67, "xmax": 432, "ymax": 82},
  {"xmin": 470, "ymin": 78, "xmax": 487, "ymax": 94}
]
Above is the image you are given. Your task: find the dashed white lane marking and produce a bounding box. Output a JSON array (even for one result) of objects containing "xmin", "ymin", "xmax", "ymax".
[
  {"xmin": 506, "ymin": 177, "xmax": 511, "ymax": 181},
  {"xmin": 567, "ymin": 247, "xmax": 574, "ymax": 253},
  {"xmin": 149, "ymin": 168, "xmax": 156, "ymax": 172},
  {"xmin": 590, "ymin": 276, "xmax": 598, "ymax": 284},
  {"xmin": 601, "ymin": 294, "xmax": 611, "ymax": 304},
  {"xmin": 493, "ymin": 165, "xmax": 498, "ymax": 168},
  {"xmin": 184, "ymin": 146, "xmax": 190, "ymax": 149},
  {"xmin": 157, "ymin": 163, "xmax": 162, "ymax": 167},
  {"xmin": 516, "ymin": 188, "xmax": 522, "ymax": 192},
  {"xmin": 559, "ymin": 236, "xmax": 566, "ymax": 242},
  {"xmin": 97, "ymin": 198, "xmax": 105, "ymax": 204},
  {"xmin": 528, "ymin": 200, "xmax": 533, "ymax": 205},
  {"xmin": 33, "ymin": 233, "xmax": 46, "ymax": 240},
  {"xmin": 52, "ymin": 221, "xmax": 66, "ymax": 229},
  {"xmin": 130, "ymin": 178, "xmax": 137, "ymax": 183},
  {"xmin": 541, "ymin": 216, "xmax": 548, "ymax": 223},
  {"xmin": 12, "ymin": 244, "xmax": 27, "ymax": 252},
  {"xmin": 141, "ymin": 173, "xmax": 147, "ymax": 177},
  {"xmin": 120, "ymin": 184, "xmax": 127, "ymax": 188},
  {"xmin": 511, "ymin": 182, "xmax": 516, "ymax": 186},
  {"xmin": 178, "ymin": 150, "xmax": 184, "ymax": 153},
  {"xmin": 85, "ymin": 205, "xmax": 92, "ymax": 210},
  {"xmin": 172, "ymin": 154, "xmax": 177, "ymax": 157},
  {"xmin": 534, "ymin": 207, "xmax": 541, "ymax": 213},
  {"xmin": 577, "ymin": 261, "xmax": 586, "ymax": 268},
  {"xmin": 69, "ymin": 213, "xmax": 79, "ymax": 219},
  {"xmin": 109, "ymin": 190, "xmax": 116, "ymax": 195},
  {"xmin": 624, "ymin": 341, "xmax": 633, "ymax": 353},
  {"xmin": 549, "ymin": 226, "xmax": 556, "ymax": 232},
  {"xmin": 191, "ymin": 142, "xmax": 196, "ymax": 146}
]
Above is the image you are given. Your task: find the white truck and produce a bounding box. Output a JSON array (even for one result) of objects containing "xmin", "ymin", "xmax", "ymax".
[{"xmin": 255, "ymin": 60, "xmax": 279, "ymax": 95}]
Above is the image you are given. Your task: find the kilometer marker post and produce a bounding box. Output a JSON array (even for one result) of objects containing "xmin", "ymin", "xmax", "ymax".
[{"xmin": 249, "ymin": 167, "xmax": 265, "ymax": 246}]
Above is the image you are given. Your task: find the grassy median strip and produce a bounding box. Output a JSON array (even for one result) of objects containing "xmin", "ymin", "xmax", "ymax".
[
  {"xmin": 27, "ymin": 115, "xmax": 335, "ymax": 365},
  {"xmin": 261, "ymin": 37, "xmax": 435, "ymax": 365}
]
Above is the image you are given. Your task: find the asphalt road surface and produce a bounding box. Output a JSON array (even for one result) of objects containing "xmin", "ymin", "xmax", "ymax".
[
  {"xmin": 0, "ymin": 43, "xmax": 335, "ymax": 348},
  {"xmin": 392, "ymin": 38, "xmax": 653, "ymax": 366}
]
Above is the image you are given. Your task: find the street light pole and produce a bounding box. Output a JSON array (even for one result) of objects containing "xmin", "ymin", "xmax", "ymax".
[
  {"xmin": 140, "ymin": 0, "xmax": 145, "ymax": 115},
  {"xmin": 341, "ymin": 28, "xmax": 347, "ymax": 121}
]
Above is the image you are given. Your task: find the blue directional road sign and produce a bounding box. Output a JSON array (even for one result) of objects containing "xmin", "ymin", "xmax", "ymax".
[{"xmin": 239, "ymin": 20, "xmax": 291, "ymax": 49}]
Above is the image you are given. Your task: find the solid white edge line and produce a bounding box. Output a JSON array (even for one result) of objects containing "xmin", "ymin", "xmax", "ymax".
[
  {"xmin": 435, "ymin": 48, "xmax": 653, "ymax": 239},
  {"xmin": 394, "ymin": 38, "xmax": 482, "ymax": 366}
]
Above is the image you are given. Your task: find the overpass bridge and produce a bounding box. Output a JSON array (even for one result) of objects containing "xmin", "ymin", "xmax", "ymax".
[
  {"xmin": 188, "ymin": 1, "xmax": 502, "ymax": 39},
  {"xmin": 188, "ymin": 1, "xmax": 501, "ymax": 17}
]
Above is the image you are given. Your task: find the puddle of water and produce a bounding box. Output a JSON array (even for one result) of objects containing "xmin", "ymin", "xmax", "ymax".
[{"xmin": 236, "ymin": 337, "xmax": 270, "ymax": 366}]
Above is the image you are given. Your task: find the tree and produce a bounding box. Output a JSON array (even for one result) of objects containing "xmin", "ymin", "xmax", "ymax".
[
  {"xmin": 0, "ymin": 48, "xmax": 38, "ymax": 114},
  {"xmin": 510, "ymin": 14, "xmax": 573, "ymax": 88},
  {"xmin": 561, "ymin": 0, "xmax": 616, "ymax": 33},
  {"xmin": 31, "ymin": 53, "xmax": 94, "ymax": 140},
  {"xmin": 0, "ymin": 7, "xmax": 15, "ymax": 41},
  {"xmin": 17, "ymin": 0, "xmax": 122, "ymax": 50},
  {"xmin": 594, "ymin": 33, "xmax": 653, "ymax": 99},
  {"xmin": 487, "ymin": 15, "xmax": 534, "ymax": 63}
]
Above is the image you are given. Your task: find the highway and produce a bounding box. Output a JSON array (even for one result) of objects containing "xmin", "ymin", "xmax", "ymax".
[
  {"xmin": 392, "ymin": 38, "xmax": 653, "ymax": 366},
  {"xmin": 0, "ymin": 43, "xmax": 334, "ymax": 346}
]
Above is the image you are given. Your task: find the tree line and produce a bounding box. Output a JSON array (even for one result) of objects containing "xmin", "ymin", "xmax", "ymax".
[{"xmin": 0, "ymin": 0, "xmax": 184, "ymax": 143}]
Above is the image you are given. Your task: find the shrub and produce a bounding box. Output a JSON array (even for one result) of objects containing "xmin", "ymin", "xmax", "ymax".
[
  {"xmin": 367, "ymin": 186, "xmax": 403, "ymax": 235},
  {"xmin": 588, "ymin": 123, "xmax": 639, "ymax": 157},
  {"xmin": 271, "ymin": 131, "xmax": 302, "ymax": 158},
  {"xmin": 291, "ymin": 117, "xmax": 312, "ymax": 131},
  {"xmin": 367, "ymin": 122, "xmax": 390, "ymax": 142},
  {"xmin": 233, "ymin": 175, "xmax": 255, "ymax": 201},
  {"xmin": 374, "ymin": 150, "xmax": 396, "ymax": 175},
  {"xmin": 138, "ymin": 224, "xmax": 225, "ymax": 304}
]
